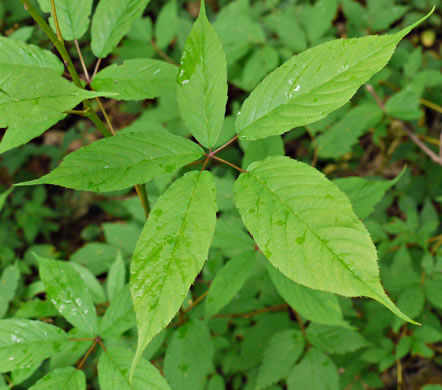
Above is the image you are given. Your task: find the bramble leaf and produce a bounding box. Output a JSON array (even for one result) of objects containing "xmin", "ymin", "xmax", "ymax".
[
  {"xmin": 130, "ymin": 171, "xmax": 217, "ymax": 378},
  {"xmin": 36, "ymin": 256, "xmax": 98, "ymax": 335},
  {"xmin": 177, "ymin": 1, "xmax": 228, "ymax": 148},
  {"xmin": 17, "ymin": 131, "xmax": 203, "ymax": 192},
  {"xmin": 235, "ymin": 10, "xmax": 434, "ymax": 140},
  {"xmin": 98, "ymin": 347, "xmax": 171, "ymax": 390},
  {"xmin": 29, "ymin": 367, "xmax": 85, "ymax": 390},
  {"xmin": 91, "ymin": 59, "xmax": 177, "ymax": 101},
  {"xmin": 0, "ymin": 65, "xmax": 104, "ymax": 154},
  {"xmin": 37, "ymin": 0, "xmax": 93, "ymax": 40},
  {"xmin": 0, "ymin": 319, "xmax": 67, "ymax": 373},
  {"xmin": 234, "ymin": 157, "xmax": 415, "ymax": 323},
  {"xmin": 91, "ymin": 0, "xmax": 150, "ymax": 58}
]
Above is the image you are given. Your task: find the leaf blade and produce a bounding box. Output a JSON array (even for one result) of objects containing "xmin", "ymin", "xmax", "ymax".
[
  {"xmin": 177, "ymin": 1, "xmax": 228, "ymax": 148},
  {"xmin": 234, "ymin": 156, "xmax": 414, "ymax": 323}
]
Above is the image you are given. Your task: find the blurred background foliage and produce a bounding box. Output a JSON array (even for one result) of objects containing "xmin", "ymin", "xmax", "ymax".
[{"xmin": 0, "ymin": 0, "xmax": 441, "ymax": 389}]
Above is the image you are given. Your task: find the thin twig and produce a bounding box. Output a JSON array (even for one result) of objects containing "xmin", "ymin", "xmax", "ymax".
[
  {"xmin": 151, "ymin": 39, "xmax": 178, "ymax": 66},
  {"xmin": 97, "ymin": 338, "xmax": 107, "ymax": 352},
  {"xmin": 95, "ymin": 98, "xmax": 116, "ymax": 136},
  {"xmin": 183, "ymin": 290, "xmax": 208, "ymax": 314},
  {"xmin": 365, "ymin": 84, "xmax": 442, "ymax": 166},
  {"xmin": 201, "ymin": 155, "xmax": 210, "ymax": 171},
  {"xmin": 91, "ymin": 58, "xmax": 102, "ymax": 80},
  {"xmin": 213, "ymin": 304, "xmax": 289, "ymax": 319},
  {"xmin": 50, "ymin": 0, "xmax": 64, "ymax": 44},
  {"xmin": 74, "ymin": 39, "xmax": 90, "ymax": 83},
  {"xmin": 211, "ymin": 135, "xmax": 238, "ymax": 156},
  {"xmin": 294, "ymin": 310, "xmax": 310, "ymax": 348},
  {"xmin": 76, "ymin": 340, "xmax": 97, "ymax": 370},
  {"xmin": 211, "ymin": 155, "xmax": 247, "ymax": 173}
]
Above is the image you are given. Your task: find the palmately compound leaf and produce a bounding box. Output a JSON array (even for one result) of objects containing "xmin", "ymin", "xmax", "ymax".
[
  {"xmin": 177, "ymin": 0, "xmax": 228, "ymax": 148},
  {"xmin": 0, "ymin": 37, "xmax": 63, "ymax": 72},
  {"xmin": 235, "ymin": 10, "xmax": 434, "ymax": 141},
  {"xmin": 91, "ymin": 0, "xmax": 150, "ymax": 58},
  {"xmin": 36, "ymin": 255, "xmax": 98, "ymax": 335},
  {"xmin": 0, "ymin": 65, "xmax": 104, "ymax": 154},
  {"xmin": 91, "ymin": 59, "xmax": 178, "ymax": 101},
  {"xmin": 16, "ymin": 131, "xmax": 204, "ymax": 192},
  {"xmin": 234, "ymin": 156, "xmax": 415, "ymax": 323},
  {"xmin": 130, "ymin": 171, "xmax": 217, "ymax": 378},
  {"xmin": 98, "ymin": 347, "xmax": 171, "ymax": 390},
  {"xmin": 29, "ymin": 367, "xmax": 85, "ymax": 390},
  {"xmin": 0, "ymin": 319, "xmax": 68, "ymax": 373},
  {"xmin": 37, "ymin": 0, "xmax": 93, "ymax": 41}
]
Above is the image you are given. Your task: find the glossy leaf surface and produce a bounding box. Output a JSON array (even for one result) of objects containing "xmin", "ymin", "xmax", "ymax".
[
  {"xmin": 37, "ymin": 256, "xmax": 98, "ymax": 335},
  {"xmin": 91, "ymin": 0, "xmax": 150, "ymax": 58},
  {"xmin": 234, "ymin": 157, "xmax": 413, "ymax": 323},
  {"xmin": 0, "ymin": 319, "xmax": 67, "ymax": 373},
  {"xmin": 130, "ymin": 171, "xmax": 217, "ymax": 376},
  {"xmin": 17, "ymin": 131, "xmax": 203, "ymax": 192},
  {"xmin": 98, "ymin": 347, "xmax": 171, "ymax": 390},
  {"xmin": 37, "ymin": 0, "xmax": 93, "ymax": 40},
  {"xmin": 177, "ymin": 1, "xmax": 228, "ymax": 148},
  {"xmin": 0, "ymin": 65, "xmax": 102, "ymax": 154},
  {"xmin": 235, "ymin": 13, "xmax": 432, "ymax": 140},
  {"xmin": 29, "ymin": 367, "xmax": 85, "ymax": 390},
  {"xmin": 91, "ymin": 59, "xmax": 177, "ymax": 101}
]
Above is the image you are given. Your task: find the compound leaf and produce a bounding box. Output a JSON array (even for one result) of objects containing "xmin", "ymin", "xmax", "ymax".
[
  {"xmin": 234, "ymin": 156, "xmax": 414, "ymax": 323},
  {"xmin": 130, "ymin": 171, "xmax": 217, "ymax": 378},
  {"xmin": 17, "ymin": 131, "xmax": 203, "ymax": 192},
  {"xmin": 177, "ymin": 1, "xmax": 228, "ymax": 148},
  {"xmin": 29, "ymin": 367, "xmax": 85, "ymax": 390},
  {"xmin": 0, "ymin": 37, "xmax": 63, "ymax": 72},
  {"xmin": 0, "ymin": 319, "xmax": 67, "ymax": 373},
  {"xmin": 37, "ymin": 256, "xmax": 98, "ymax": 335},
  {"xmin": 37, "ymin": 0, "xmax": 93, "ymax": 40},
  {"xmin": 98, "ymin": 347, "xmax": 171, "ymax": 390},
  {"xmin": 91, "ymin": 0, "xmax": 150, "ymax": 58},
  {"xmin": 235, "ymin": 11, "xmax": 433, "ymax": 140},
  {"xmin": 91, "ymin": 59, "xmax": 177, "ymax": 101},
  {"xmin": 0, "ymin": 65, "xmax": 103, "ymax": 154}
]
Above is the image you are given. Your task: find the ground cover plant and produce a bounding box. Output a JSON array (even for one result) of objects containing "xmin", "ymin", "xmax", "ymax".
[{"xmin": 0, "ymin": 0, "xmax": 441, "ymax": 389}]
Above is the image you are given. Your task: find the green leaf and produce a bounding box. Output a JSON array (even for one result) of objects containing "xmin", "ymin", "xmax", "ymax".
[
  {"xmin": 333, "ymin": 167, "xmax": 405, "ymax": 219},
  {"xmin": 91, "ymin": 0, "xmax": 150, "ymax": 58},
  {"xmin": 256, "ymin": 330, "xmax": 304, "ymax": 390},
  {"xmin": 71, "ymin": 243, "xmax": 118, "ymax": 275},
  {"xmin": 266, "ymin": 263, "xmax": 349, "ymax": 328},
  {"xmin": 0, "ymin": 319, "xmax": 67, "ymax": 373},
  {"xmin": 29, "ymin": 367, "xmax": 85, "ymax": 390},
  {"xmin": 0, "ymin": 65, "xmax": 103, "ymax": 154},
  {"xmin": 99, "ymin": 285, "xmax": 136, "ymax": 339},
  {"xmin": 235, "ymin": 11, "xmax": 434, "ymax": 141},
  {"xmin": 287, "ymin": 348, "xmax": 339, "ymax": 390},
  {"xmin": 205, "ymin": 251, "xmax": 255, "ymax": 318},
  {"xmin": 70, "ymin": 263, "xmax": 106, "ymax": 304},
  {"xmin": 164, "ymin": 320, "xmax": 214, "ymax": 390},
  {"xmin": 0, "ymin": 263, "xmax": 20, "ymax": 318},
  {"xmin": 316, "ymin": 103, "xmax": 383, "ymax": 159},
  {"xmin": 0, "ymin": 37, "xmax": 63, "ymax": 72},
  {"xmin": 301, "ymin": 0, "xmax": 337, "ymax": 44},
  {"xmin": 37, "ymin": 0, "xmax": 93, "ymax": 40},
  {"xmin": 177, "ymin": 1, "xmax": 228, "ymax": 148},
  {"xmin": 36, "ymin": 255, "xmax": 98, "ymax": 335},
  {"xmin": 306, "ymin": 323, "xmax": 370, "ymax": 354},
  {"xmin": 130, "ymin": 171, "xmax": 217, "ymax": 378},
  {"xmin": 0, "ymin": 188, "xmax": 12, "ymax": 213},
  {"xmin": 17, "ymin": 131, "xmax": 203, "ymax": 192},
  {"xmin": 241, "ymin": 136, "xmax": 285, "ymax": 170},
  {"xmin": 154, "ymin": 0, "xmax": 178, "ymax": 49},
  {"xmin": 91, "ymin": 59, "xmax": 178, "ymax": 101},
  {"xmin": 234, "ymin": 156, "xmax": 414, "ymax": 323},
  {"xmin": 107, "ymin": 252, "xmax": 126, "ymax": 303},
  {"xmin": 98, "ymin": 347, "xmax": 171, "ymax": 390}
]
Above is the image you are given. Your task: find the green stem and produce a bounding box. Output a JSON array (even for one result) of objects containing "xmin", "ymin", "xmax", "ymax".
[{"xmin": 20, "ymin": 0, "xmax": 112, "ymax": 138}]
